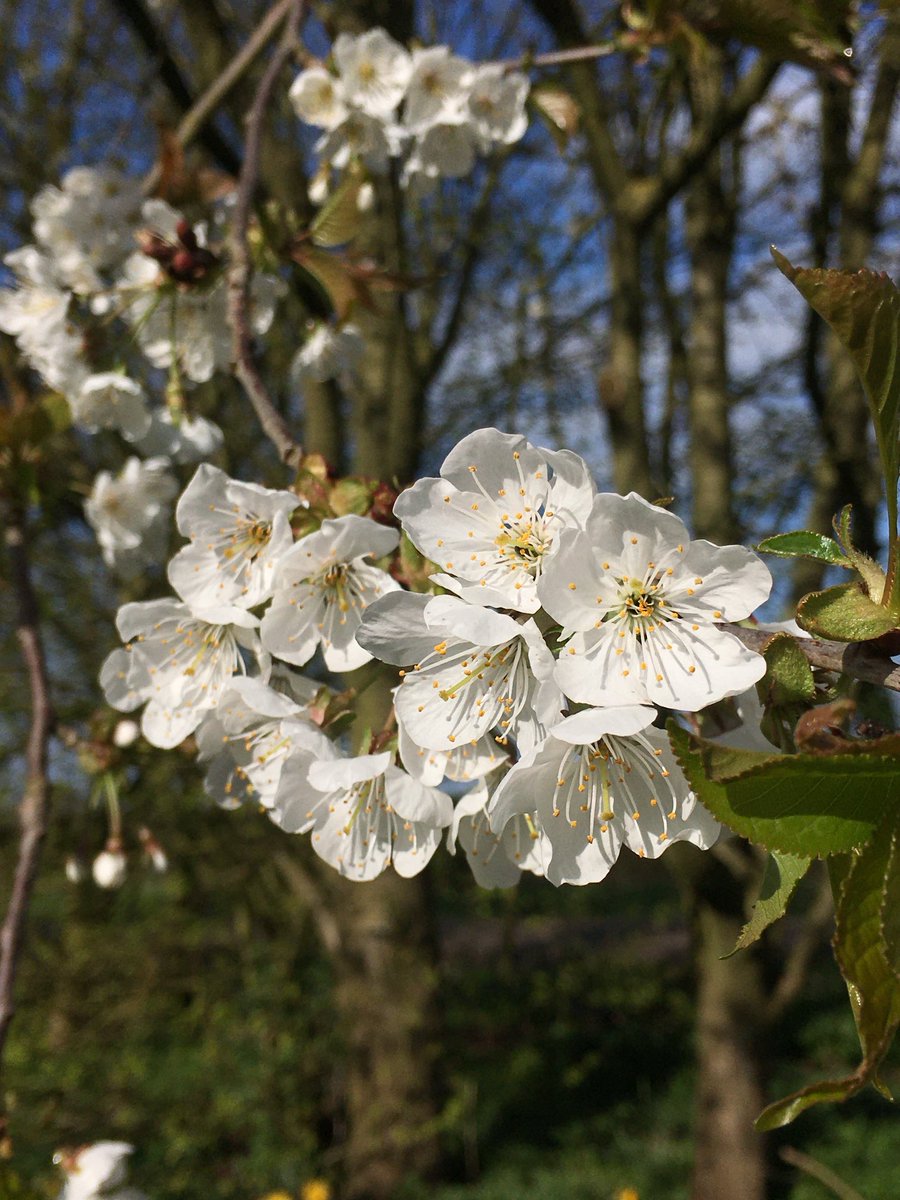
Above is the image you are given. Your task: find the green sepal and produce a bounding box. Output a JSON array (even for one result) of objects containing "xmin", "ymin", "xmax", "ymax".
[
  {"xmin": 759, "ymin": 632, "xmax": 816, "ymax": 706},
  {"xmin": 756, "ymin": 530, "xmax": 851, "ymax": 567},
  {"xmin": 668, "ymin": 723, "xmax": 900, "ymax": 857},
  {"xmin": 725, "ymin": 851, "xmax": 811, "ymax": 957},
  {"xmin": 796, "ymin": 581, "xmax": 898, "ymax": 642}
]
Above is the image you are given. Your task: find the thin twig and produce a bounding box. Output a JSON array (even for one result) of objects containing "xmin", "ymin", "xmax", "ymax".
[
  {"xmin": 500, "ymin": 43, "xmax": 617, "ymax": 70},
  {"xmin": 227, "ymin": 0, "xmax": 306, "ymax": 469},
  {"xmin": 721, "ymin": 622, "xmax": 900, "ymax": 693},
  {"xmin": 780, "ymin": 1146, "xmax": 866, "ymax": 1200},
  {"xmin": 0, "ymin": 511, "xmax": 54, "ymax": 1141},
  {"xmin": 143, "ymin": 0, "xmax": 296, "ymax": 194}
]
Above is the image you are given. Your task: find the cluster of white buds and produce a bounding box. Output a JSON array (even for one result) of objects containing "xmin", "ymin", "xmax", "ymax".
[
  {"xmin": 289, "ymin": 28, "xmax": 530, "ymax": 193},
  {"xmin": 99, "ymin": 428, "xmax": 773, "ymax": 888}
]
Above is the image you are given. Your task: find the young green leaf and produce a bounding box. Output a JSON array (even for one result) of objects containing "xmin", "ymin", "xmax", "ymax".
[
  {"xmin": 772, "ymin": 251, "xmax": 900, "ymax": 613},
  {"xmin": 310, "ymin": 164, "xmax": 366, "ymax": 248},
  {"xmin": 726, "ymin": 851, "xmax": 811, "ymax": 957},
  {"xmin": 796, "ymin": 581, "xmax": 897, "ymax": 642},
  {"xmin": 756, "ymin": 811, "xmax": 900, "ymax": 1129},
  {"xmin": 757, "ymin": 530, "xmax": 851, "ymax": 566},
  {"xmin": 668, "ymin": 724, "xmax": 900, "ymax": 857}
]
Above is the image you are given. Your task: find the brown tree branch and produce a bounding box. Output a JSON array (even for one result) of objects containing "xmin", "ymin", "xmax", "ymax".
[
  {"xmin": 0, "ymin": 510, "xmax": 54, "ymax": 1140},
  {"xmin": 227, "ymin": 0, "xmax": 306, "ymax": 469},
  {"xmin": 142, "ymin": 0, "xmax": 296, "ymax": 194},
  {"xmin": 721, "ymin": 622, "xmax": 900, "ymax": 693}
]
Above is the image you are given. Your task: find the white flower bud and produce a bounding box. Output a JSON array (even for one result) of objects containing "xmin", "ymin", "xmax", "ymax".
[
  {"xmin": 356, "ymin": 181, "xmax": 375, "ymax": 212},
  {"xmin": 113, "ymin": 719, "xmax": 140, "ymax": 748},
  {"xmin": 92, "ymin": 846, "xmax": 127, "ymax": 889},
  {"xmin": 65, "ymin": 856, "xmax": 85, "ymax": 884}
]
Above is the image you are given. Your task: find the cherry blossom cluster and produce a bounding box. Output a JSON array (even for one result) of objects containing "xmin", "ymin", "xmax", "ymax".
[
  {"xmin": 99, "ymin": 429, "xmax": 773, "ymax": 888},
  {"xmin": 289, "ymin": 28, "xmax": 530, "ymax": 191},
  {"xmin": 0, "ymin": 168, "xmax": 279, "ymax": 572}
]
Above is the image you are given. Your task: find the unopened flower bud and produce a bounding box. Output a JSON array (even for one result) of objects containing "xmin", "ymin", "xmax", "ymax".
[
  {"xmin": 92, "ymin": 843, "xmax": 127, "ymax": 889},
  {"xmin": 65, "ymin": 856, "xmax": 86, "ymax": 884},
  {"xmin": 138, "ymin": 826, "xmax": 168, "ymax": 873},
  {"xmin": 356, "ymin": 181, "xmax": 375, "ymax": 212},
  {"xmin": 113, "ymin": 719, "xmax": 140, "ymax": 748}
]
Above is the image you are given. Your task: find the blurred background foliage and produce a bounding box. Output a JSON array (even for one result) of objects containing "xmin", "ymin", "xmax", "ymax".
[{"xmin": 1, "ymin": 0, "xmax": 899, "ymax": 1198}]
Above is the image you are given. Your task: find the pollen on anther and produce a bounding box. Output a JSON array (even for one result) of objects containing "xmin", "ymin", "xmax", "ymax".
[
  {"xmin": 688, "ymin": 665, "xmax": 696, "ymax": 674},
  {"xmin": 713, "ymin": 610, "xmax": 722, "ymax": 619},
  {"xmin": 568, "ymin": 582, "xmax": 577, "ymax": 590},
  {"xmin": 630, "ymin": 536, "xmax": 638, "ymax": 545}
]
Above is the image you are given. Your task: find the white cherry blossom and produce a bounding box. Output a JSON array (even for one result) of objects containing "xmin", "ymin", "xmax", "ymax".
[
  {"xmin": 403, "ymin": 47, "xmax": 472, "ymax": 131},
  {"xmin": 134, "ymin": 408, "xmax": 224, "ymax": 463},
  {"xmin": 448, "ymin": 783, "xmax": 546, "ymax": 888},
  {"xmin": 358, "ymin": 591, "xmax": 561, "ymax": 752},
  {"xmin": 466, "ymin": 65, "xmax": 530, "ymax": 147},
  {"xmin": 488, "ymin": 706, "xmax": 720, "ymax": 886},
  {"xmin": 393, "ymin": 427, "xmax": 595, "ymax": 613},
  {"xmin": 291, "ymin": 322, "xmax": 365, "ymax": 383},
  {"xmin": 398, "ymin": 717, "xmax": 503, "ymax": 786},
  {"xmin": 289, "ymin": 65, "xmax": 348, "ymax": 129},
  {"xmin": 315, "ymin": 110, "xmax": 405, "ymax": 172},
  {"xmin": 333, "ymin": 27, "xmax": 412, "ymax": 118},
  {"xmin": 100, "ymin": 598, "xmax": 260, "ymax": 748},
  {"xmin": 197, "ymin": 676, "xmax": 331, "ymax": 811},
  {"xmin": 167, "ymin": 464, "xmax": 300, "ymax": 610},
  {"xmin": 539, "ymin": 492, "xmax": 772, "ymax": 711},
  {"xmin": 261, "ymin": 515, "xmax": 400, "ymax": 672},
  {"xmin": 69, "ymin": 372, "xmax": 150, "ymax": 440},
  {"xmin": 56, "ymin": 1140, "xmax": 138, "ymax": 1200},
  {"xmin": 85, "ymin": 456, "xmax": 177, "ymax": 577},
  {"xmin": 405, "ymin": 120, "xmax": 479, "ymax": 180},
  {"xmin": 294, "ymin": 752, "xmax": 453, "ymax": 881},
  {"xmin": 91, "ymin": 848, "xmax": 127, "ymax": 890}
]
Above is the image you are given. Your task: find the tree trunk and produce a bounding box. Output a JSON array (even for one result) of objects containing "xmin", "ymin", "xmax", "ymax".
[
  {"xmin": 668, "ymin": 843, "xmax": 772, "ymax": 1200},
  {"xmin": 325, "ymin": 869, "xmax": 443, "ymax": 1199}
]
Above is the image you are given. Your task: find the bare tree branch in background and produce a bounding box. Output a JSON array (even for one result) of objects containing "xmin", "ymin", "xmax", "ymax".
[
  {"xmin": 227, "ymin": 0, "xmax": 307, "ymax": 469},
  {"xmin": 0, "ymin": 509, "xmax": 54, "ymax": 1143}
]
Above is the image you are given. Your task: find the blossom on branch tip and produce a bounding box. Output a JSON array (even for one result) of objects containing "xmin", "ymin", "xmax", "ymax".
[{"xmin": 539, "ymin": 492, "xmax": 772, "ymax": 711}]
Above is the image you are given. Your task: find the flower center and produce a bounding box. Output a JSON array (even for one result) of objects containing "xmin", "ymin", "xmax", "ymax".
[{"xmin": 494, "ymin": 516, "xmax": 553, "ymax": 574}]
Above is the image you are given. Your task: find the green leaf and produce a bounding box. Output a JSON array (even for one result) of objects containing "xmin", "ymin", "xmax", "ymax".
[
  {"xmin": 757, "ymin": 530, "xmax": 851, "ymax": 566},
  {"xmin": 726, "ymin": 851, "xmax": 811, "ymax": 956},
  {"xmin": 772, "ymin": 251, "xmax": 900, "ymax": 609},
  {"xmin": 760, "ymin": 633, "xmax": 816, "ymax": 705},
  {"xmin": 756, "ymin": 810, "xmax": 900, "ymax": 1129},
  {"xmin": 796, "ymin": 581, "xmax": 897, "ymax": 641},
  {"xmin": 668, "ymin": 724, "xmax": 900, "ymax": 857},
  {"xmin": 310, "ymin": 164, "xmax": 366, "ymax": 248}
]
